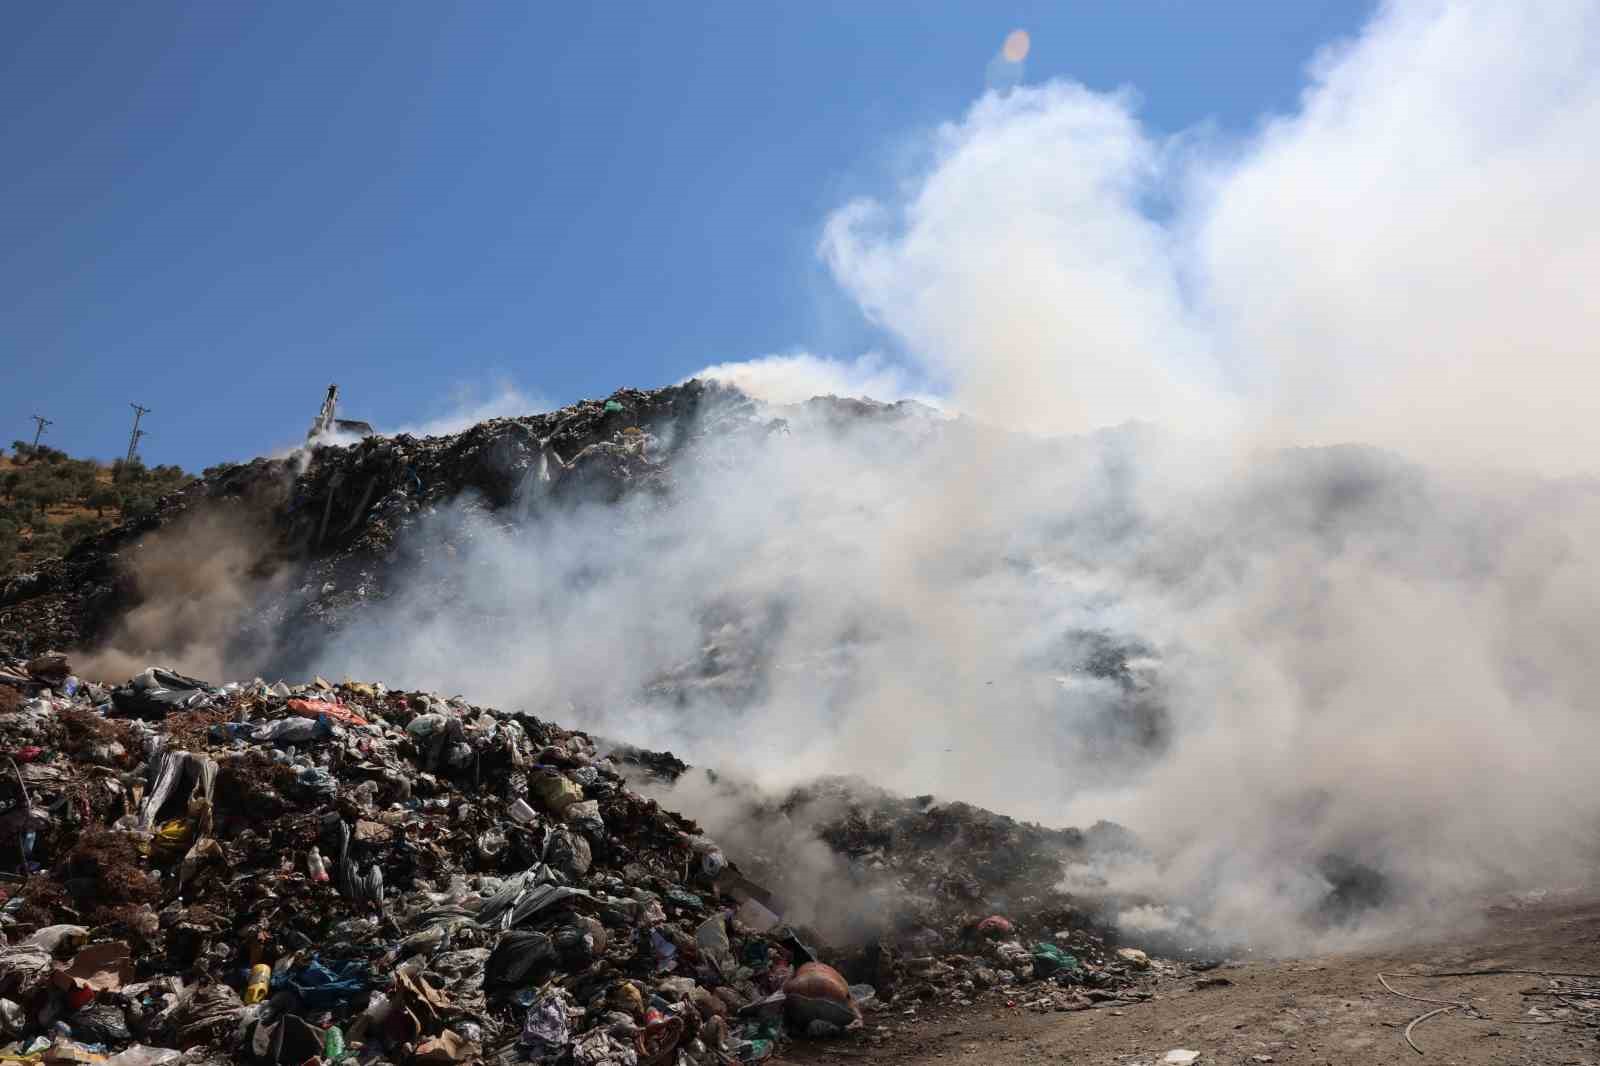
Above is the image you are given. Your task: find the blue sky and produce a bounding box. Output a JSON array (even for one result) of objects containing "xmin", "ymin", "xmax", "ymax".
[{"xmin": 1, "ymin": 1, "xmax": 1373, "ymax": 471}]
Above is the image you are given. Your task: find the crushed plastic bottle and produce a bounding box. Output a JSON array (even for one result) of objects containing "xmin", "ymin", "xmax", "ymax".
[
  {"xmin": 323, "ymin": 1024, "xmax": 345, "ymax": 1061},
  {"xmin": 244, "ymin": 964, "xmax": 271, "ymax": 1005}
]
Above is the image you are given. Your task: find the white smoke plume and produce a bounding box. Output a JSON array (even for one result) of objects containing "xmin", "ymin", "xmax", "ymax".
[
  {"xmin": 788, "ymin": 0, "xmax": 1600, "ymax": 943},
  {"xmin": 93, "ymin": 0, "xmax": 1600, "ymax": 952},
  {"xmin": 691, "ymin": 352, "xmax": 940, "ymax": 409},
  {"xmin": 387, "ymin": 380, "xmax": 549, "ymax": 440},
  {"xmin": 824, "ymin": 0, "xmax": 1600, "ymax": 473}
]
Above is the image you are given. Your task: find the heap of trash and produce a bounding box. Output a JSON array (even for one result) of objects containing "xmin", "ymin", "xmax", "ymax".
[
  {"xmin": 610, "ymin": 766, "xmax": 1170, "ymax": 1018},
  {"xmin": 0, "ymin": 652, "xmax": 1163, "ymax": 1066},
  {"xmin": 0, "ymin": 382, "xmax": 936, "ymax": 668},
  {"xmin": 0, "ymin": 382, "xmax": 1162, "ymax": 792}
]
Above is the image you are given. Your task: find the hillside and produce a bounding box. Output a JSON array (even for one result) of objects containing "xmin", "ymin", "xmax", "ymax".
[{"xmin": 0, "ymin": 444, "xmax": 193, "ymax": 579}]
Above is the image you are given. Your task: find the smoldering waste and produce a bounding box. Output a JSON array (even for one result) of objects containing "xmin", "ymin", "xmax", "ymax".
[{"xmin": 0, "ymin": 654, "xmax": 1169, "ymax": 1066}]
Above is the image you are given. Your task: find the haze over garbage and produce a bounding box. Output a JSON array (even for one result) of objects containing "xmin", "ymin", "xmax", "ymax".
[{"xmin": 68, "ymin": 0, "xmax": 1600, "ymax": 953}]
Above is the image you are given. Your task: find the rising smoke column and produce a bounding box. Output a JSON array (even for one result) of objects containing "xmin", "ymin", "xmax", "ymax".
[{"xmin": 86, "ymin": 0, "xmax": 1600, "ymax": 951}]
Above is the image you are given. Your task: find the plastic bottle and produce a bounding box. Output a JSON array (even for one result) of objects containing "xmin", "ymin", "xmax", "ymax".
[
  {"xmin": 244, "ymin": 964, "xmax": 271, "ymax": 1005},
  {"xmin": 307, "ymin": 847, "xmax": 329, "ymax": 883},
  {"xmin": 323, "ymin": 1025, "xmax": 345, "ymax": 1061}
]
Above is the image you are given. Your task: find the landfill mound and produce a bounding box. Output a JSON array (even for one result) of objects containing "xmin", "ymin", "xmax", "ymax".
[
  {"xmin": 0, "ymin": 383, "xmax": 726, "ymax": 660},
  {"xmin": 609, "ymin": 763, "xmax": 1172, "ymax": 1006},
  {"xmin": 0, "ymin": 655, "xmax": 1164, "ymax": 1065},
  {"xmin": 0, "ymin": 382, "xmax": 928, "ymax": 670},
  {"xmin": 0, "ymin": 380, "xmax": 1169, "ymax": 822}
]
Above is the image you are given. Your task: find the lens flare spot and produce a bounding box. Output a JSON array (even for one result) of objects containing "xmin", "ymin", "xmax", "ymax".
[{"xmin": 1002, "ymin": 29, "xmax": 1030, "ymax": 64}]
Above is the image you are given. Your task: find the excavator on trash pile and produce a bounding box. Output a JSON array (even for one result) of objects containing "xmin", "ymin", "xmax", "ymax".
[{"xmin": 307, "ymin": 384, "xmax": 375, "ymax": 443}]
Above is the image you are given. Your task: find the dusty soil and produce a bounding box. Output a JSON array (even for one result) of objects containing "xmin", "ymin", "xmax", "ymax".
[{"xmin": 779, "ymin": 894, "xmax": 1600, "ymax": 1066}]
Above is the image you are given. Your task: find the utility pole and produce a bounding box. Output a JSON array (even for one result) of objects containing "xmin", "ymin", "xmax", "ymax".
[
  {"xmin": 125, "ymin": 404, "xmax": 151, "ymax": 466},
  {"xmin": 29, "ymin": 415, "xmax": 52, "ymax": 450}
]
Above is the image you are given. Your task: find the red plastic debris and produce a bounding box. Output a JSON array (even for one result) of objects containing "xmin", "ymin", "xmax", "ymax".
[
  {"xmin": 977, "ymin": 915, "xmax": 1013, "ymax": 938},
  {"xmin": 783, "ymin": 962, "xmax": 859, "ymax": 1028},
  {"xmin": 635, "ymin": 1008, "xmax": 684, "ymax": 1066},
  {"xmin": 286, "ymin": 698, "xmax": 368, "ymax": 727}
]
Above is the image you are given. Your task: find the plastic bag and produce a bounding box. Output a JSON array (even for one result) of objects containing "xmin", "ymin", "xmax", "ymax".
[
  {"xmin": 695, "ymin": 915, "xmax": 734, "ymax": 975},
  {"xmin": 1030, "ymin": 942, "xmax": 1080, "ymax": 978},
  {"xmin": 149, "ymin": 820, "xmax": 193, "ymax": 862},
  {"xmin": 520, "ymin": 993, "xmax": 568, "ymax": 1056},
  {"xmin": 531, "ymin": 771, "xmax": 582, "ymax": 814},
  {"xmin": 273, "ymin": 957, "xmax": 368, "ymax": 1010},
  {"xmin": 104, "ymin": 1047, "xmax": 181, "ymax": 1066},
  {"xmin": 251, "ymin": 717, "xmax": 329, "ymax": 745}
]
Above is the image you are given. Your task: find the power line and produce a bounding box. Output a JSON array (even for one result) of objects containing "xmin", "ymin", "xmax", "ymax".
[
  {"xmin": 29, "ymin": 415, "xmax": 52, "ymax": 451},
  {"xmin": 125, "ymin": 404, "xmax": 151, "ymax": 466}
]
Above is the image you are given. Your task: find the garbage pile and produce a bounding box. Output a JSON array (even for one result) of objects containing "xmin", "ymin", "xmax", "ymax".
[
  {"xmin": 611, "ymin": 768, "xmax": 1164, "ymax": 1017},
  {"xmin": 0, "ymin": 383, "xmax": 728, "ymax": 659},
  {"xmin": 0, "ymin": 382, "xmax": 936, "ymax": 675},
  {"xmin": 0, "ymin": 653, "xmax": 1163, "ymax": 1065}
]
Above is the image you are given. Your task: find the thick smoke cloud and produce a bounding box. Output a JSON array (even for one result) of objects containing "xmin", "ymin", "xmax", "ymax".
[
  {"xmin": 823, "ymin": 0, "xmax": 1600, "ymax": 473},
  {"xmin": 94, "ymin": 0, "xmax": 1600, "ymax": 951},
  {"xmin": 789, "ymin": 0, "xmax": 1600, "ymax": 943},
  {"xmin": 1197, "ymin": 1, "xmax": 1600, "ymax": 469},
  {"xmin": 821, "ymin": 83, "xmax": 1231, "ymax": 440},
  {"xmin": 302, "ymin": 411, "xmax": 1600, "ymax": 949}
]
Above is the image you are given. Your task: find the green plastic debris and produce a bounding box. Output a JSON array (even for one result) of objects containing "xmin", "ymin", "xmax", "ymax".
[
  {"xmin": 735, "ymin": 1019, "xmax": 781, "ymax": 1061},
  {"xmin": 603, "ymin": 399, "xmax": 625, "ymax": 413},
  {"xmin": 323, "ymin": 1026, "xmax": 346, "ymax": 1061},
  {"xmin": 1031, "ymin": 941, "xmax": 1080, "ymax": 978}
]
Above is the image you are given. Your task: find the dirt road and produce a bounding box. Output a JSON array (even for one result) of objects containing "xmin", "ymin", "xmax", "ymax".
[{"xmin": 778, "ymin": 894, "xmax": 1600, "ymax": 1065}]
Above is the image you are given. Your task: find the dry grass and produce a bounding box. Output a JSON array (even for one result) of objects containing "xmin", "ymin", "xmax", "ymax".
[
  {"xmin": 18, "ymin": 873, "xmax": 74, "ymax": 926},
  {"xmin": 66, "ymin": 829, "xmax": 163, "ymax": 919},
  {"xmin": 161, "ymin": 704, "xmax": 236, "ymax": 750},
  {"xmin": 56, "ymin": 706, "xmax": 137, "ymax": 767}
]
